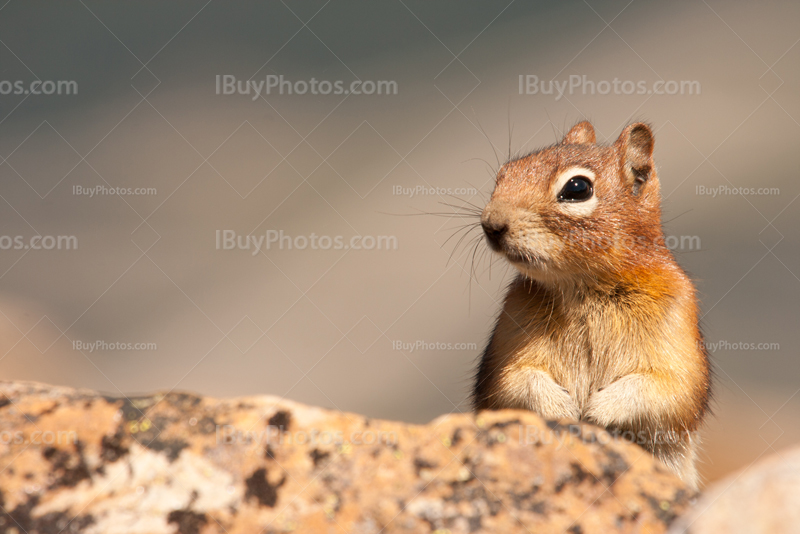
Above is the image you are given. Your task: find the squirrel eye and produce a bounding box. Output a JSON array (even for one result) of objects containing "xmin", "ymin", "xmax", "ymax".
[{"xmin": 558, "ymin": 176, "xmax": 593, "ymax": 202}]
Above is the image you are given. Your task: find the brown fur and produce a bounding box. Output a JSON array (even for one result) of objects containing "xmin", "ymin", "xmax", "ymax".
[{"xmin": 473, "ymin": 121, "xmax": 711, "ymax": 489}]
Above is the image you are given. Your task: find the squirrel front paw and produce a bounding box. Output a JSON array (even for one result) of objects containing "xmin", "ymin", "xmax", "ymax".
[
  {"xmin": 584, "ymin": 374, "xmax": 647, "ymax": 428},
  {"xmin": 524, "ymin": 370, "xmax": 580, "ymax": 421}
]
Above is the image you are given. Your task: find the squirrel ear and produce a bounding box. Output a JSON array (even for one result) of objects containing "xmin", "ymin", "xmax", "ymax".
[
  {"xmin": 616, "ymin": 122, "xmax": 654, "ymax": 196},
  {"xmin": 562, "ymin": 121, "xmax": 596, "ymax": 145}
]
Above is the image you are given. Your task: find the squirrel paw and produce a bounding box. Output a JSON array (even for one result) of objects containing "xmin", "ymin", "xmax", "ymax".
[
  {"xmin": 525, "ymin": 370, "xmax": 580, "ymax": 421},
  {"xmin": 584, "ymin": 374, "xmax": 647, "ymax": 428}
]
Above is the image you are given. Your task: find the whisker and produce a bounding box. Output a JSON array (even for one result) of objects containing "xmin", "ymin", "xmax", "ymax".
[
  {"xmin": 436, "ymin": 206, "xmax": 482, "ymax": 217},
  {"xmin": 474, "ymin": 115, "xmax": 501, "ymax": 168},
  {"xmin": 463, "ymin": 157, "xmax": 499, "ymax": 176},
  {"xmin": 441, "ymin": 197, "xmax": 484, "ymax": 212},
  {"xmin": 442, "ymin": 224, "xmax": 481, "ymax": 260},
  {"xmin": 507, "ymin": 97, "xmax": 513, "ymax": 162}
]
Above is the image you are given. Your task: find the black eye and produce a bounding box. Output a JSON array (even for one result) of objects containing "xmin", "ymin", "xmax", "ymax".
[{"xmin": 558, "ymin": 176, "xmax": 593, "ymax": 202}]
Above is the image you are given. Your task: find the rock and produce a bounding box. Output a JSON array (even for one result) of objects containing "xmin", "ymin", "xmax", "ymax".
[
  {"xmin": 668, "ymin": 445, "xmax": 800, "ymax": 533},
  {"xmin": 0, "ymin": 381, "xmax": 692, "ymax": 533}
]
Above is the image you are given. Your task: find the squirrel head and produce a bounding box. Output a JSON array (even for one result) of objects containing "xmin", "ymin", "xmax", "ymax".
[{"xmin": 481, "ymin": 121, "xmax": 668, "ymax": 286}]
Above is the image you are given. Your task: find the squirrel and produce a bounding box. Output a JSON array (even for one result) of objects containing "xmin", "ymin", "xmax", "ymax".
[{"xmin": 472, "ymin": 121, "xmax": 711, "ymax": 489}]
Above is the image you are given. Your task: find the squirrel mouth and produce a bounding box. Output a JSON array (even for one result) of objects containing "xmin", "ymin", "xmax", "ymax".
[
  {"xmin": 482, "ymin": 227, "xmax": 550, "ymax": 268},
  {"xmin": 501, "ymin": 248, "xmax": 548, "ymax": 267}
]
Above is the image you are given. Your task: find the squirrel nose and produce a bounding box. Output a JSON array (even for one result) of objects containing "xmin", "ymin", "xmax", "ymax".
[{"xmin": 481, "ymin": 219, "xmax": 508, "ymax": 250}]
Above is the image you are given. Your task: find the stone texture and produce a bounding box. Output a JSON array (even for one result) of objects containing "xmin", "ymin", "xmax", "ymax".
[
  {"xmin": 669, "ymin": 444, "xmax": 800, "ymax": 534},
  {"xmin": 0, "ymin": 381, "xmax": 693, "ymax": 533}
]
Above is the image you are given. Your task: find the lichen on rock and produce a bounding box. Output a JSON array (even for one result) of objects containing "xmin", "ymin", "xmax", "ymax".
[{"xmin": 0, "ymin": 381, "xmax": 693, "ymax": 533}]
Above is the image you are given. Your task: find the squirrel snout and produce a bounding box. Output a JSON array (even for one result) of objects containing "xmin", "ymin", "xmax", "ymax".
[{"xmin": 481, "ymin": 216, "xmax": 508, "ymax": 251}]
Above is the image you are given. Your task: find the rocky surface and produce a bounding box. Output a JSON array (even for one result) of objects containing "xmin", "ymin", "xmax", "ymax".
[
  {"xmin": 0, "ymin": 381, "xmax": 693, "ymax": 533},
  {"xmin": 668, "ymin": 444, "xmax": 800, "ymax": 534}
]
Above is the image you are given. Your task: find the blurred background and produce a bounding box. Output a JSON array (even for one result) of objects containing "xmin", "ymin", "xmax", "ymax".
[{"xmin": 0, "ymin": 0, "xmax": 798, "ymax": 484}]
